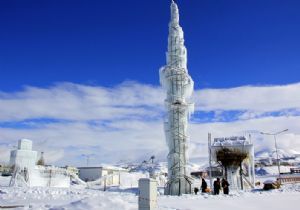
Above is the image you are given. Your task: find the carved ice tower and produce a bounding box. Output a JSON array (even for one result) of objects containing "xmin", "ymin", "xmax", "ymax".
[{"xmin": 159, "ymin": 0, "xmax": 194, "ymax": 195}]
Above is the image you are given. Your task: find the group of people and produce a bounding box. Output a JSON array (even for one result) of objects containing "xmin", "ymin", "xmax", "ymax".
[
  {"xmin": 194, "ymin": 177, "xmax": 230, "ymax": 195},
  {"xmin": 213, "ymin": 177, "xmax": 230, "ymax": 195}
]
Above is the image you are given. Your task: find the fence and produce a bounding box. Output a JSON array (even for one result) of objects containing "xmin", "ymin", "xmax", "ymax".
[{"xmin": 277, "ymin": 176, "xmax": 300, "ymax": 184}]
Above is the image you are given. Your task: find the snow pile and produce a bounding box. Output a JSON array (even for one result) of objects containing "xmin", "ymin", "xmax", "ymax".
[
  {"xmin": 256, "ymin": 166, "xmax": 293, "ymax": 176},
  {"xmin": 0, "ymin": 186, "xmax": 137, "ymax": 210},
  {"xmin": 263, "ymin": 179, "xmax": 277, "ymax": 184},
  {"xmin": 85, "ymin": 171, "xmax": 148, "ymax": 190},
  {"xmin": 0, "ymin": 176, "xmax": 10, "ymax": 187},
  {"xmin": 30, "ymin": 166, "xmax": 71, "ymax": 188},
  {"xmin": 119, "ymin": 172, "xmax": 148, "ymax": 188},
  {"xmin": 55, "ymin": 196, "xmax": 135, "ymax": 210}
]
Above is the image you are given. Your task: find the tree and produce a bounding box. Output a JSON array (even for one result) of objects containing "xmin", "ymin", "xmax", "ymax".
[{"xmin": 37, "ymin": 152, "xmax": 45, "ymax": 166}]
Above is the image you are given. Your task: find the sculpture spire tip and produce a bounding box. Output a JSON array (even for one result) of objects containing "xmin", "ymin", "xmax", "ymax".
[{"xmin": 170, "ymin": 0, "xmax": 179, "ymax": 23}]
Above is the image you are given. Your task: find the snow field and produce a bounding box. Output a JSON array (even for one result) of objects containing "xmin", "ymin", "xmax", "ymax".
[{"xmin": 1, "ymin": 181, "xmax": 300, "ymax": 210}]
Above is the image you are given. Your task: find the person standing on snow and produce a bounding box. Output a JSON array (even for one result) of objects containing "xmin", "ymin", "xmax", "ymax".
[
  {"xmin": 194, "ymin": 187, "xmax": 199, "ymax": 195},
  {"xmin": 213, "ymin": 178, "xmax": 221, "ymax": 195},
  {"xmin": 221, "ymin": 178, "xmax": 230, "ymax": 195},
  {"xmin": 201, "ymin": 178, "xmax": 208, "ymax": 193}
]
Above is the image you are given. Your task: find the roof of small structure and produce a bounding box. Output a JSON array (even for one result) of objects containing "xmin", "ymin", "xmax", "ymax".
[
  {"xmin": 212, "ymin": 136, "xmax": 252, "ymax": 147},
  {"xmin": 263, "ymin": 179, "xmax": 277, "ymax": 184}
]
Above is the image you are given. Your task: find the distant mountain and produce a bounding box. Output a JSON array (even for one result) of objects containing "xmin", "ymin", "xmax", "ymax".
[{"xmin": 255, "ymin": 148, "xmax": 299, "ymax": 160}]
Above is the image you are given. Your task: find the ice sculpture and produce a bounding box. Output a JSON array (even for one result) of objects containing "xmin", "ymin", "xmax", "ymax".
[
  {"xmin": 210, "ymin": 136, "xmax": 255, "ymax": 190},
  {"xmin": 9, "ymin": 139, "xmax": 37, "ymax": 170},
  {"xmin": 159, "ymin": 0, "xmax": 194, "ymax": 195}
]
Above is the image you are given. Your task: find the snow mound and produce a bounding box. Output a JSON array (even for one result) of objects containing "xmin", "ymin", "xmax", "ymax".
[{"xmin": 256, "ymin": 166, "xmax": 292, "ymax": 176}]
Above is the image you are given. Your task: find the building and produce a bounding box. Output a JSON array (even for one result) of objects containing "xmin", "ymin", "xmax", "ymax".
[
  {"xmin": 159, "ymin": 0, "xmax": 194, "ymax": 196},
  {"xmin": 9, "ymin": 139, "xmax": 38, "ymax": 170},
  {"xmin": 78, "ymin": 166, "xmax": 128, "ymax": 184}
]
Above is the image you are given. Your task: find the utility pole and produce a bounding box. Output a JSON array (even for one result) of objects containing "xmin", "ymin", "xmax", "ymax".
[{"xmin": 208, "ymin": 133, "xmax": 213, "ymax": 192}]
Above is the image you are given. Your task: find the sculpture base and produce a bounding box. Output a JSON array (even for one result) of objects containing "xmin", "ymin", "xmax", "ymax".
[{"xmin": 164, "ymin": 176, "xmax": 192, "ymax": 196}]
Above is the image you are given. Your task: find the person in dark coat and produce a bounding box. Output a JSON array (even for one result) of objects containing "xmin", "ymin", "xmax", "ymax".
[
  {"xmin": 213, "ymin": 178, "xmax": 221, "ymax": 195},
  {"xmin": 194, "ymin": 187, "xmax": 199, "ymax": 195},
  {"xmin": 221, "ymin": 178, "xmax": 230, "ymax": 195},
  {"xmin": 201, "ymin": 178, "xmax": 208, "ymax": 193}
]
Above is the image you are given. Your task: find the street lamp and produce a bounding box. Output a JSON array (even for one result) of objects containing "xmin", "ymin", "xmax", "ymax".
[
  {"xmin": 260, "ymin": 129, "xmax": 288, "ymax": 179},
  {"xmin": 81, "ymin": 154, "xmax": 95, "ymax": 166}
]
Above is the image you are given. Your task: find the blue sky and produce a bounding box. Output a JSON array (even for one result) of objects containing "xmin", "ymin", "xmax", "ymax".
[
  {"xmin": 1, "ymin": 0, "xmax": 300, "ymax": 91},
  {"xmin": 0, "ymin": 0, "xmax": 300, "ymax": 165}
]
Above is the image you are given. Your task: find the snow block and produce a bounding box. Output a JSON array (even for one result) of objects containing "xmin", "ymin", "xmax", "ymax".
[{"xmin": 138, "ymin": 178, "xmax": 157, "ymax": 210}]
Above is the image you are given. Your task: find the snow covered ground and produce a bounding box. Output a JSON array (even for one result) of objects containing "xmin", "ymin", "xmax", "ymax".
[{"xmin": 1, "ymin": 176, "xmax": 300, "ymax": 210}]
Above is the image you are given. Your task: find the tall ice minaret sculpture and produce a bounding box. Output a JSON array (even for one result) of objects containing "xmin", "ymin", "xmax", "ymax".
[{"xmin": 159, "ymin": 0, "xmax": 194, "ymax": 195}]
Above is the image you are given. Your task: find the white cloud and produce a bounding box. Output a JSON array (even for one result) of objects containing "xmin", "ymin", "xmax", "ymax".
[
  {"xmin": 194, "ymin": 83, "xmax": 300, "ymax": 112},
  {"xmin": 0, "ymin": 82, "xmax": 300, "ymax": 165},
  {"xmin": 0, "ymin": 82, "xmax": 164, "ymax": 122}
]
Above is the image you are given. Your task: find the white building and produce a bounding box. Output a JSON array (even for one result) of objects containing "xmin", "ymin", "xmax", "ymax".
[
  {"xmin": 210, "ymin": 136, "xmax": 255, "ymax": 190},
  {"xmin": 78, "ymin": 166, "xmax": 128, "ymax": 184},
  {"xmin": 9, "ymin": 139, "xmax": 38, "ymax": 170}
]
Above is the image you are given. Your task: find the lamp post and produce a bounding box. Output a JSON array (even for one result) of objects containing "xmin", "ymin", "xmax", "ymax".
[
  {"xmin": 260, "ymin": 129, "xmax": 288, "ymax": 179},
  {"xmin": 81, "ymin": 154, "xmax": 95, "ymax": 166}
]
